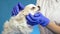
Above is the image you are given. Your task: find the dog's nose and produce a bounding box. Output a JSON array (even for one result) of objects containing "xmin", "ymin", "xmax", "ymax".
[{"xmin": 37, "ymin": 6, "xmax": 40, "ymax": 10}]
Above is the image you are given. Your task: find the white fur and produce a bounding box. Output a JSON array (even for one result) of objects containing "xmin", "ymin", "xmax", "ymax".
[{"xmin": 2, "ymin": 4, "xmax": 39, "ymax": 34}]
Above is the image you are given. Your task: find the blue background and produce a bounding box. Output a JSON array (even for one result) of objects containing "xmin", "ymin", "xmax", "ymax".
[{"xmin": 0, "ymin": 0, "xmax": 40, "ymax": 34}]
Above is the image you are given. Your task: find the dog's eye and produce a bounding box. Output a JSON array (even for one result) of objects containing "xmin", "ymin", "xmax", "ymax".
[{"xmin": 31, "ymin": 7, "xmax": 35, "ymax": 10}]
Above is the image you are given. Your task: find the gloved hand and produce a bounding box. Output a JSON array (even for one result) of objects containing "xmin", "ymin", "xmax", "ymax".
[
  {"xmin": 26, "ymin": 12, "xmax": 50, "ymax": 27},
  {"xmin": 12, "ymin": 2, "xmax": 24, "ymax": 16},
  {"xmin": 26, "ymin": 13, "xmax": 39, "ymax": 26}
]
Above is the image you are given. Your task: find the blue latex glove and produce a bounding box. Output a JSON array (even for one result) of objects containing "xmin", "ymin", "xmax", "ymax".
[
  {"xmin": 26, "ymin": 13, "xmax": 39, "ymax": 26},
  {"xmin": 12, "ymin": 2, "xmax": 24, "ymax": 16},
  {"xmin": 26, "ymin": 12, "xmax": 50, "ymax": 27}
]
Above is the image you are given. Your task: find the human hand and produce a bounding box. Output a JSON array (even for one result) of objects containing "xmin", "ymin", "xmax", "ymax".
[
  {"xmin": 26, "ymin": 12, "xmax": 50, "ymax": 27},
  {"xmin": 11, "ymin": 2, "xmax": 24, "ymax": 16}
]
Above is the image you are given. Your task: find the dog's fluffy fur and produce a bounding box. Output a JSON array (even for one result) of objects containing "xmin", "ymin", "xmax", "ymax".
[{"xmin": 2, "ymin": 4, "xmax": 39, "ymax": 34}]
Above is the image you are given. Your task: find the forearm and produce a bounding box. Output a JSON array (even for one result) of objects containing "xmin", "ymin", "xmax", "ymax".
[{"xmin": 47, "ymin": 21, "xmax": 60, "ymax": 34}]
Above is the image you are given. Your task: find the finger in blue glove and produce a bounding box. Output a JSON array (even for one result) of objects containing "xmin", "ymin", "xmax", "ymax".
[
  {"xmin": 12, "ymin": 2, "xmax": 24, "ymax": 16},
  {"xmin": 26, "ymin": 13, "xmax": 40, "ymax": 26}
]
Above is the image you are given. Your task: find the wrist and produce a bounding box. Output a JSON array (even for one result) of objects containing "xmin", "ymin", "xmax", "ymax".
[
  {"xmin": 47, "ymin": 21, "xmax": 56, "ymax": 27},
  {"xmin": 39, "ymin": 17, "xmax": 50, "ymax": 27}
]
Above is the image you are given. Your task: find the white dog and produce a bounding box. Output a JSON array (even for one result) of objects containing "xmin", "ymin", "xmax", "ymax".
[{"xmin": 2, "ymin": 4, "xmax": 39, "ymax": 34}]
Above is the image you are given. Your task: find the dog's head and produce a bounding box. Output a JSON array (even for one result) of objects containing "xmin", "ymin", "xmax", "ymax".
[{"xmin": 23, "ymin": 4, "xmax": 40, "ymax": 15}]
